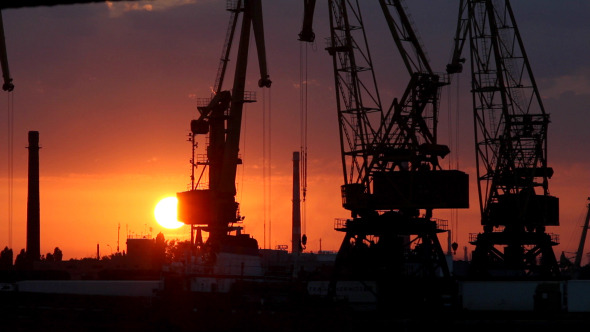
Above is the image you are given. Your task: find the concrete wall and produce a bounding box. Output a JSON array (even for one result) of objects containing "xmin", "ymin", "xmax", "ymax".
[
  {"xmin": 460, "ymin": 280, "xmax": 564, "ymax": 312},
  {"xmin": 565, "ymin": 280, "xmax": 590, "ymax": 312},
  {"xmin": 307, "ymin": 280, "xmax": 378, "ymax": 303}
]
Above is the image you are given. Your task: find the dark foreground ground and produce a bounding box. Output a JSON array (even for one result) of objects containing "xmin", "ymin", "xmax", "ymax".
[{"xmin": 2, "ymin": 291, "xmax": 590, "ymax": 332}]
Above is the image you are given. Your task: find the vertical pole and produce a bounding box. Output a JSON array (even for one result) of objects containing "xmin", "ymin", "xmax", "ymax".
[{"xmin": 191, "ymin": 225, "xmax": 195, "ymax": 247}]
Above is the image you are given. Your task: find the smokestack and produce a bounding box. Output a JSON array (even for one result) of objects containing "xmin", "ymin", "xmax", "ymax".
[
  {"xmin": 26, "ymin": 131, "xmax": 40, "ymax": 261},
  {"xmin": 292, "ymin": 151, "xmax": 302, "ymax": 254}
]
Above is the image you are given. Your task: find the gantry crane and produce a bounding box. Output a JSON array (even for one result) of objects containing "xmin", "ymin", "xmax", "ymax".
[
  {"xmin": 176, "ymin": 0, "xmax": 271, "ymax": 257},
  {"xmin": 448, "ymin": 0, "xmax": 560, "ymax": 278},
  {"xmin": 303, "ymin": 0, "xmax": 469, "ymax": 308}
]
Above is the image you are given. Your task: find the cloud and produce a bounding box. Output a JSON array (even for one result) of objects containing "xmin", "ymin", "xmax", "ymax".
[
  {"xmin": 292, "ymin": 79, "xmax": 320, "ymax": 89},
  {"xmin": 541, "ymin": 67, "xmax": 590, "ymax": 99},
  {"xmin": 105, "ymin": 0, "xmax": 199, "ymax": 18}
]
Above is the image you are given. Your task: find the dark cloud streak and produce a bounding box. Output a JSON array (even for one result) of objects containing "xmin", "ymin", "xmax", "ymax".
[{"xmin": 1, "ymin": 0, "xmax": 149, "ymax": 10}]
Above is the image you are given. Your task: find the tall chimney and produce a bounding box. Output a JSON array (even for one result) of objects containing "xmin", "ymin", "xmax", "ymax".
[
  {"xmin": 26, "ymin": 131, "xmax": 40, "ymax": 261},
  {"xmin": 292, "ymin": 151, "xmax": 302, "ymax": 254}
]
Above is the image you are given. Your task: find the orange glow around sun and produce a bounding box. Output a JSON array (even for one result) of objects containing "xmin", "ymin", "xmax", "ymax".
[{"xmin": 154, "ymin": 197, "xmax": 185, "ymax": 229}]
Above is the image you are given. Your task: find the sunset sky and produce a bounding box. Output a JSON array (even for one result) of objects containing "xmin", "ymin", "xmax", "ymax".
[{"xmin": 1, "ymin": 0, "xmax": 589, "ymax": 263}]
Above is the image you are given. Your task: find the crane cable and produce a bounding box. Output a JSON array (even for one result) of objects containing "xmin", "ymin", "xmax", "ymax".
[
  {"xmin": 299, "ymin": 40, "xmax": 310, "ymax": 237},
  {"xmin": 447, "ymin": 73, "xmax": 460, "ymax": 245},
  {"xmin": 238, "ymin": 103, "xmax": 247, "ymax": 211}
]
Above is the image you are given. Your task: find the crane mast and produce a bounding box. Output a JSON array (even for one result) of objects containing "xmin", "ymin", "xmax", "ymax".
[
  {"xmin": 323, "ymin": 0, "xmax": 468, "ymax": 308},
  {"xmin": 177, "ymin": 0, "xmax": 271, "ymax": 252},
  {"xmin": 448, "ymin": 0, "xmax": 559, "ymax": 278}
]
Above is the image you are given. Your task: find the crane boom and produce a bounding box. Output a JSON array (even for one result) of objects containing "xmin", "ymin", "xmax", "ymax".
[
  {"xmin": 219, "ymin": 0, "xmax": 270, "ymax": 198},
  {"xmin": 0, "ymin": 11, "xmax": 13, "ymax": 91},
  {"xmin": 299, "ymin": 0, "xmax": 316, "ymax": 42},
  {"xmin": 446, "ymin": 0, "xmax": 469, "ymax": 75},
  {"xmin": 380, "ymin": 0, "xmax": 432, "ymax": 75},
  {"xmin": 213, "ymin": 3, "xmax": 241, "ymax": 95}
]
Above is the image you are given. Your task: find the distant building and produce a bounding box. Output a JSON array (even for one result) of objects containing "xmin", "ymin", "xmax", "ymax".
[
  {"xmin": 126, "ymin": 237, "xmax": 155, "ymax": 270},
  {"xmin": 126, "ymin": 233, "xmax": 166, "ymax": 270}
]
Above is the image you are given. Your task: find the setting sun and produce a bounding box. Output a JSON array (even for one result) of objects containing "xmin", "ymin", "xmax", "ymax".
[{"xmin": 154, "ymin": 197, "xmax": 185, "ymax": 229}]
